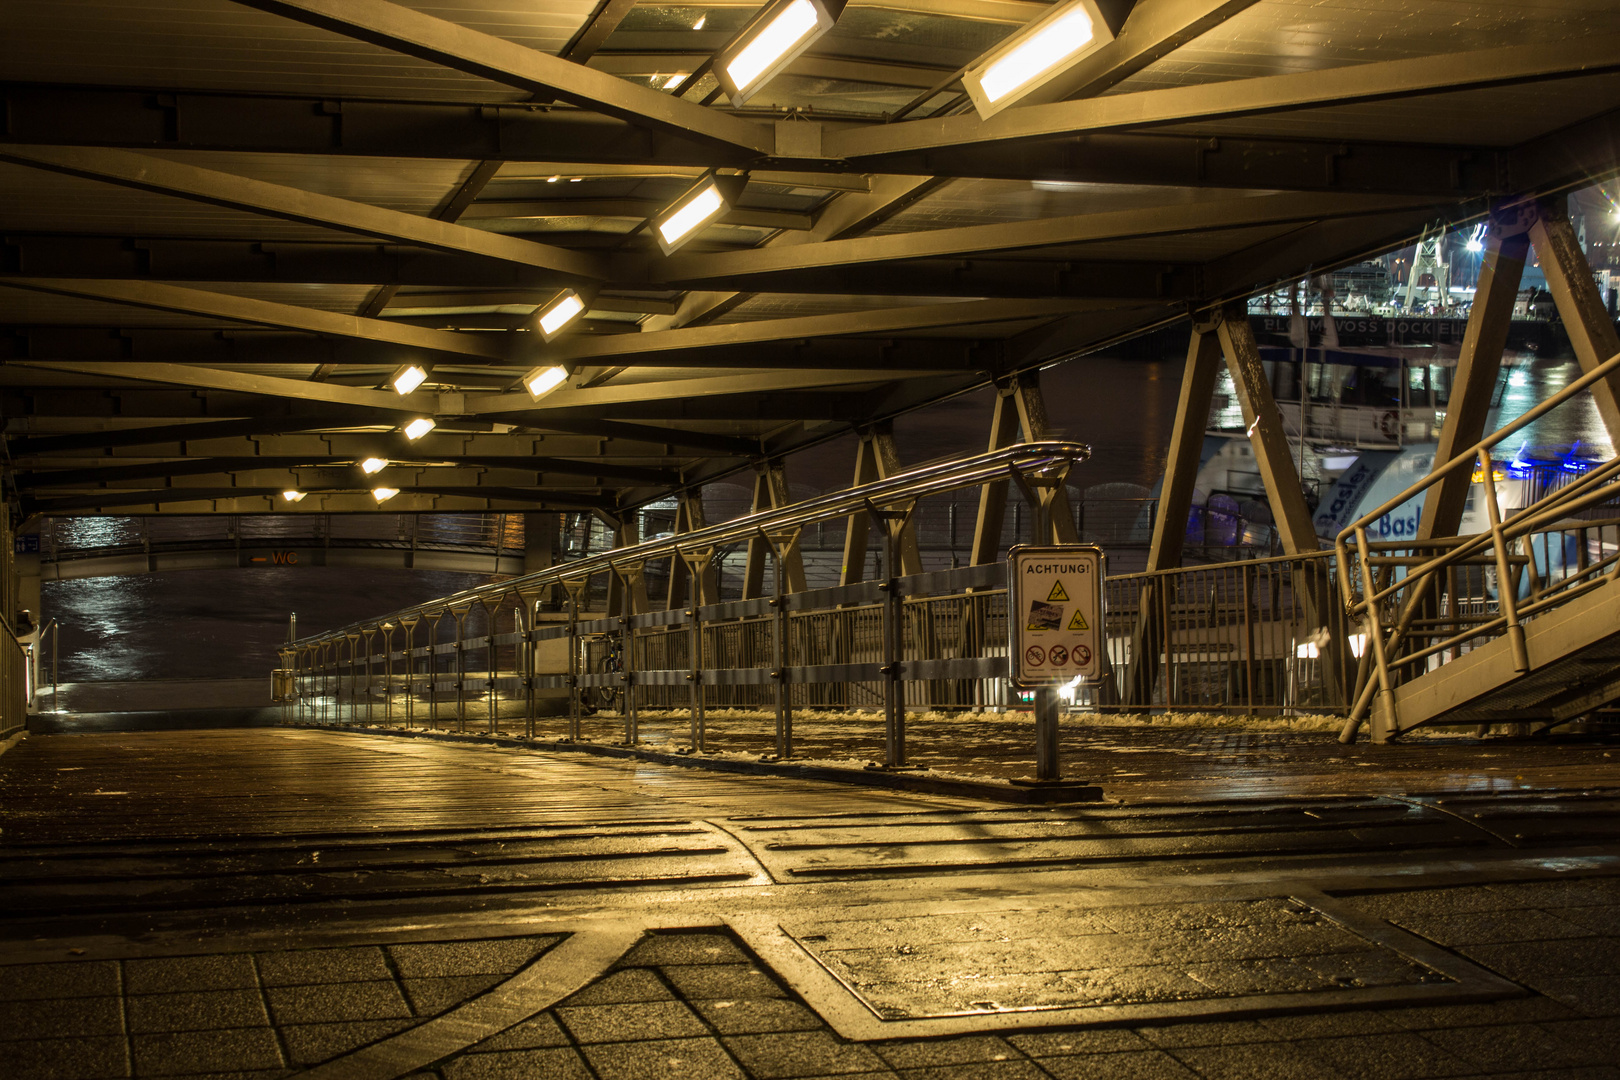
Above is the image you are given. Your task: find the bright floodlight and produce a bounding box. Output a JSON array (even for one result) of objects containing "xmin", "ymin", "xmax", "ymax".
[
  {"xmin": 390, "ymin": 363, "xmax": 428, "ymax": 395},
  {"xmin": 403, "ymin": 417, "xmax": 436, "ymax": 440},
  {"xmin": 716, "ymin": 0, "xmax": 845, "ymax": 105},
  {"xmin": 281, "ymin": 489, "xmax": 306, "ymax": 503},
  {"xmin": 1466, "ymin": 239, "xmax": 1484, "ymax": 253},
  {"xmin": 360, "ymin": 457, "xmax": 388, "ymax": 475},
  {"xmin": 524, "ymin": 365, "xmax": 569, "ymax": 400},
  {"xmin": 653, "ymin": 174, "xmax": 745, "ymax": 255},
  {"xmin": 372, "ymin": 487, "xmax": 399, "ymax": 503},
  {"xmin": 537, "ymin": 290, "xmax": 586, "ymax": 341},
  {"xmin": 963, "ymin": 1, "xmax": 1114, "ymax": 118}
]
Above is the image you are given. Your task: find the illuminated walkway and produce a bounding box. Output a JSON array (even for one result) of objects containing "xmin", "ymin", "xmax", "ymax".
[{"xmin": 2, "ymin": 727, "xmax": 1619, "ymax": 1079}]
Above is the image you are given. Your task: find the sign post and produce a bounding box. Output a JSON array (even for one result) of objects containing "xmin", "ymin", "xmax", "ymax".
[{"xmin": 1008, "ymin": 545, "xmax": 1105, "ymax": 784}]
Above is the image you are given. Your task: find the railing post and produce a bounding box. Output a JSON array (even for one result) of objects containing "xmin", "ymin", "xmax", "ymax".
[
  {"xmin": 401, "ymin": 619, "xmax": 418, "ymax": 729},
  {"xmin": 1354, "ymin": 527, "xmax": 1399, "ymax": 741},
  {"xmin": 760, "ymin": 528, "xmax": 801, "ymax": 761},
  {"xmin": 1479, "ymin": 450, "xmax": 1531, "ymax": 674},
  {"xmin": 681, "ymin": 548, "xmax": 712, "ymax": 753},
  {"xmin": 565, "ymin": 579, "xmax": 585, "ymax": 742}
]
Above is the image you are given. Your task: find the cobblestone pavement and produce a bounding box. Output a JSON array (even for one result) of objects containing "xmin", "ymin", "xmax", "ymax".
[{"xmin": 3, "ymin": 727, "xmax": 1619, "ymax": 1078}]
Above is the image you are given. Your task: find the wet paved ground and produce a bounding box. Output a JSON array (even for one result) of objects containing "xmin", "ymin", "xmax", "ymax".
[{"xmin": 3, "ymin": 725, "xmax": 1619, "ymax": 1078}]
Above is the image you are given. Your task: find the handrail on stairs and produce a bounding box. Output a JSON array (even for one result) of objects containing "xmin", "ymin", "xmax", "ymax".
[{"xmin": 1335, "ymin": 348, "xmax": 1620, "ymax": 743}]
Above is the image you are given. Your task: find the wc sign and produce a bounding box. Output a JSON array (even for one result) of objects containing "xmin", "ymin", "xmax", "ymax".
[{"xmin": 1008, "ymin": 545, "xmax": 1105, "ymax": 687}]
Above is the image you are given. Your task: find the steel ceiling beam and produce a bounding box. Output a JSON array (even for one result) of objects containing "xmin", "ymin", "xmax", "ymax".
[
  {"xmin": 656, "ymin": 192, "xmax": 1445, "ymax": 283},
  {"xmin": 0, "ymin": 144, "xmax": 605, "ymax": 281},
  {"xmin": 466, "ymin": 369, "xmax": 961, "ymax": 416},
  {"xmin": 13, "ymin": 361, "xmax": 433, "ymax": 412},
  {"xmin": 2, "ymin": 279, "xmax": 510, "ymax": 361},
  {"xmin": 462, "ymin": 199, "xmax": 816, "ymax": 231},
  {"xmin": 22, "ymin": 486, "xmax": 619, "ymax": 514},
  {"xmin": 5, "ymin": 415, "xmax": 382, "ymax": 456},
  {"xmin": 14, "ymin": 455, "xmax": 676, "ymax": 488},
  {"xmin": 228, "ymin": 0, "xmax": 773, "ymax": 155},
  {"xmin": 827, "ymin": 34, "xmax": 1620, "ymax": 160}
]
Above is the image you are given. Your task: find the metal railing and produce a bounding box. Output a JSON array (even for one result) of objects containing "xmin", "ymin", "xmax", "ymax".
[
  {"xmin": 1335, "ymin": 348, "xmax": 1620, "ymax": 742},
  {"xmin": 280, "ymin": 442, "xmax": 1090, "ymax": 768}
]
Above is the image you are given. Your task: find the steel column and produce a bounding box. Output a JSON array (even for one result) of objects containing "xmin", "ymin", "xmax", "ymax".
[{"xmin": 1531, "ymin": 194, "xmax": 1620, "ymax": 446}]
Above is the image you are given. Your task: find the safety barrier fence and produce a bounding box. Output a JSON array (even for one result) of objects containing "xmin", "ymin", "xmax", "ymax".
[
  {"xmin": 0, "ymin": 619, "xmax": 27, "ymax": 740},
  {"xmin": 279, "ymin": 442, "xmax": 1089, "ymax": 767},
  {"xmin": 1335, "ymin": 347, "xmax": 1620, "ymax": 741}
]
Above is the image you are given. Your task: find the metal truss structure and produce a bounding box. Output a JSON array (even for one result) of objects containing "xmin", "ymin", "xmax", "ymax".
[{"xmin": 4, "ymin": 0, "xmax": 1620, "ymax": 526}]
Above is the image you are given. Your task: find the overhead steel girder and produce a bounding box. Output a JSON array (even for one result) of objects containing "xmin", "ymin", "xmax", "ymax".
[
  {"xmin": 539, "ymin": 336, "xmax": 1008, "ymax": 372},
  {"xmin": 227, "ymin": 0, "xmax": 773, "ymax": 155},
  {"xmin": 1, "ymin": 326, "xmax": 466, "ymax": 368},
  {"xmin": 826, "ymin": 34, "xmax": 1620, "ymax": 160},
  {"xmin": 12, "ymin": 360, "xmax": 437, "ymax": 413},
  {"xmin": 22, "ymin": 485, "xmax": 619, "ymax": 515},
  {"xmin": 12, "ymin": 455, "xmax": 679, "ymax": 489},
  {"xmin": 1508, "ymin": 105, "xmax": 1620, "ymax": 194},
  {"xmin": 6, "ymin": 414, "xmax": 383, "ymax": 455},
  {"xmin": 462, "ymin": 200, "xmax": 817, "ymax": 232},
  {"xmin": 537, "ymin": 299, "xmax": 1112, "ymax": 366},
  {"xmin": 0, "ymin": 235, "xmax": 578, "ymax": 292},
  {"xmin": 0, "ymin": 145, "xmax": 605, "ymax": 281},
  {"xmin": 655, "ymin": 192, "xmax": 1446, "ymax": 284},
  {"xmin": 2, "ymin": 278, "xmax": 510, "ymax": 361},
  {"xmin": 0, "ymin": 84, "xmax": 1512, "ymax": 197}
]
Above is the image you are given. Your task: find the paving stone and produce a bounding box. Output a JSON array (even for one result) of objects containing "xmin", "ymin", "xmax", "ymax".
[
  {"xmin": 256, "ymin": 946, "xmax": 391, "ymax": 986},
  {"xmin": 444, "ymin": 1047, "xmax": 593, "ymax": 1080},
  {"xmin": 556, "ymin": 968, "xmax": 673, "ymax": 1006},
  {"xmin": 386, "ymin": 936, "xmax": 560, "ymax": 979},
  {"xmin": 279, "ymin": 1019, "xmax": 417, "ymax": 1065},
  {"xmin": 1543, "ymin": 904, "xmax": 1620, "ymax": 935},
  {"xmin": 694, "ymin": 997, "xmax": 825, "ymax": 1035},
  {"xmin": 1348, "ymin": 888, "xmax": 1511, "ymax": 920},
  {"xmin": 662, "ymin": 962, "xmax": 790, "ymax": 1001},
  {"xmin": 126, "ymin": 988, "xmax": 271, "ymax": 1034},
  {"xmin": 1392, "ymin": 909, "xmax": 1594, "ymax": 945},
  {"xmin": 175, "ymin": 1071, "xmax": 293, "ymax": 1080},
  {"xmin": 1384, "ymin": 997, "xmax": 1577, "ymax": 1029},
  {"xmin": 402, "ymin": 974, "xmax": 503, "ymax": 1016},
  {"xmin": 1171, "ymin": 1042, "xmax": 1343, "ymax": 1080},
  {"xmin": 1135, "ymin": 1021, "xmax": 1274, "ymax": 1048},
  {"xmin": 1423, "ymin": 1022, "xmax": 1600, "ymax": 1071},
  {"xmin": 875, "ymin": 1035, "xmax": 1018, "ymax": 1068},
  {"xmin": 0, "ymin": 961, "xmax": 120, "ymax": 1001},
  {"xmin": 1463, "ymin": 938, "xmax": 1620, "ymax": 982},
  {"xmin": 0, "ymin": 995, "xmax": 124, "ymax": 1039},
  {"xmin": 132, "ymin": 1026, "xmax": 284, "ymax": 1076},
  {"xmin": 3, "ymin": 1034, "xmax": 129, "ymax": 1079},
  {"xmin": 470, "ymin": 1013, "xmax": 572, "ymax": 1052},
  {"xmin": 1294, "ymin": 951, "xmax": 1439, "ymax": 989},
  {"xmin": 266, "ymin": 979, "xmax": 413, "ymax": 1024},
  {"xmin": 585, "ymin": 1036, "xmax": 746, "ymax": 1080},
  {"xmin": 1294, "ymin": 1032, "xmax": 1478, "ymax": 1079},
  {"xmin": 1483, "ymin": 880, "xmax": 1620, "ymax": 908},
  {"xmin": 1256, "ymin": 1010, "xmax": 1406, "ymax": 1039},
  {"xmin": 726, "ymin": 1030, "xmax": 888, "ymax": 1078},
  {"xmin": 125, "ymin": 953, "xmax": 259, "ymax": 994},
  {"xmin": 1536, "ymin": 1017, "xmax": 1620, "ymax": 1065},
  {"xmin": 1466, "ymin": 1070, "xmax": 1620, "ymax": 1080},
  {"xmin": 894, "ymin": 1061, "xmax": 1048, "ymax": 1080},
  {"xmin": 556, "ymin": 999, "xmax": 708, "ymax": 1043},
  {"xmin": 1182, "ymin": 957, "xmax": 1325, "ymax": 995},
  {"xmin": 1008, "ymin": 1030, "xmax": 1155, "ymax": 1056},
  {"xmin": 1038, "ymin": 1049, "xmax": 1200, "ymax": 1080},
  {"xmin": 1536, "ymin": 976, "xmax": 1620, "ymax": 1016},
  {"xmin": 616, "ymin": 933, "xmax": 751, "ymax": 968}
]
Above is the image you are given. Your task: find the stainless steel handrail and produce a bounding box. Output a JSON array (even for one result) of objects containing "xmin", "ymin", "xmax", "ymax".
[{"xmin": 291, "ymin": 440, "xmax": 1091, "ymax": 648}]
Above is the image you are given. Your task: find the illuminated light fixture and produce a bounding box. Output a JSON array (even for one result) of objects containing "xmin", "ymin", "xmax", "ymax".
[
  {"xmin": 662, "ymin": 72, "xmax": 687, "ymax": 89},
  {"xmin": 524, "ymin": 364, "xmax": 569, "ymax": 400},
  {"xmin": 372, "ymin": 487, "xmax": 399, "ymax": 503},
  {"xmin": 403, "ymin": 417, "xmax": 436, "ymax": 440},
  {"xmin": 692, "ymin": 14, "xmax": 705, "ymax": 30},
  {"xmin": 962, "ymin": 0, "xmax": 1115, "ymax": 119},
  {"xmin": 1466, "ymin": 239, "xmax": 1484, "ymax": 253},
  {"xmin": 715, "ymin": 0, "xmax": 846, "ymax": 106},
  {"xmin": 281, "ymin": 489, "xmax": 306, "ymax": 503},
  {"xmin": 389, "ymin": 363, "xmax": 429, "ymax": 395},
  {"xmin": 536, "ymin": 289, "xmax": 587, "ymax": 341},
  {"xmin": 360, "ymin": 457, "xmax": 388, "ymax": 475},
  {"xmin": 547, "ymin": 175, "xmax": 560, "ymax": 183},
  {"xmin": 652, "ymin": 172, "xmax": 747, "ymax": 255}
]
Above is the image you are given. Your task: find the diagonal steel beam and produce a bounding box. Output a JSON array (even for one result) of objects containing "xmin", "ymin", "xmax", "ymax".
[
  {"xmin": 14, "ymin": 361, "xmax": 430, "ymax": 412},
  {"xmin": 0, "ymin": 144, "xmax": 604, "ymax": 281},
  {"xmin": 3, "ymin": 279, "xmax": 509, "ymax": 361},
  {"xmin": 829, "ymin": 34, "xmax": 1620, "ymax": 160},
  {"xmin": 466, "ymin": 369, "xmax": 962, "ymax": 415},
  {"xmin": 5, "ymin": 415, "xmax": 381, "ymax": 456},
  {"xmin": 658, "ymin": 192, "xmax": 1444, "ymax": 283},
  {"xmin": 229, "ymin": 0, "xmax": 773, "ymax": 154},
  {"xmin": 14, "ymin": 455, "xmax": 675, "ymax": 488},
  {"xmin": 540, "ymin": 299, "xmax": 1110, "ymax": 364}
]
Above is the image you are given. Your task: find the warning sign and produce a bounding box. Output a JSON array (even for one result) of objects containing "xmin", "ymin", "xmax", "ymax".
[{"xmin": 1008, "ymin": 545, "xmax": 1104, "ymax": 686}]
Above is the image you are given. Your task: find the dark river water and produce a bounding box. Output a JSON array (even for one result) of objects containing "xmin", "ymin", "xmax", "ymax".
[{"xmin": 39, "ymin": 353, "xmax": 1605, "ymax": 683}]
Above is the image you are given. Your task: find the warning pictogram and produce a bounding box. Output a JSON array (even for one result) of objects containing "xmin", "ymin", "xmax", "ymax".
[
  {"xmin": 1048, "ymin": 645, "xmax": 1069, "ymax": 666},
  {"xmin": 1024, "ymin": 645, "xmax": 1046, "ymax": 667},
  {"xmin": 1045, "ymin": 580, "xmax": 1069, "ymax": 602},
  {"xmin": 1066, "ymin": 608, "xmax": 1089, "ymax": 631},
  {"xmin": 1074, "ymin": 644, "xmax": 1092, "ymax": 665}
]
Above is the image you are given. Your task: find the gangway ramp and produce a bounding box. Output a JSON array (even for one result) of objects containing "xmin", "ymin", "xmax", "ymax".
[{"xmin": 1378, "ymin": 571, "xmax": 1620, "ymax": 739}]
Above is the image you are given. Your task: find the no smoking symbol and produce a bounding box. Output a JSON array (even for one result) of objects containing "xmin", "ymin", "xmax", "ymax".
[
  {"xmin": 1048, "ymin": 645, "xmax": 1069, "ymax": 666},
  {"xmin": 1024, "ymin": 645, "xmax": 1046, "ymax": 667}
]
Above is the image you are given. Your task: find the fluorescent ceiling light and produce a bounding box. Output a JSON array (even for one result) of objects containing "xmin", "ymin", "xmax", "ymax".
[
  {"xmin": 281, "ymin": 489, "xmax": 306, "ymax": 503},
  {"xmin": 389, "ymin": 363, "xmax": 428, "ymax": 395},
  {"xmin": 524, "ymin": 365, "xmax": 569, "ymax": 400},
  {"xmin": 536, "ymin": 290, "xmax": 586, "ymax": 340},
  {"xmin": 662, "ymin": 72, "xmax": 687, "ymax": 89},
  {"xmin": 403, "ymin": 417, "xmax": 436, "ymax": 440},
  {"xmin": 360, "ymin": 457, "xmax": 388, "ymax": 475},
  {"xmin": 716, "ymin": 0, "xmax": 845, "ymax": 106},
  {"xmin": 372, "ymin": 487, "xmax": 399, "ymax": 503},
  {"xmin": 963, "ymin": 0, "xmax": 1114, "ymax": 119},
  {"xmin": 652, "ymin": 174, "xmax": 745, "ymax": 255}
]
